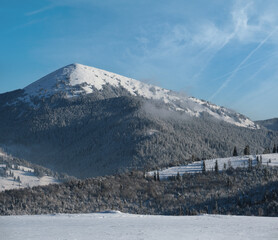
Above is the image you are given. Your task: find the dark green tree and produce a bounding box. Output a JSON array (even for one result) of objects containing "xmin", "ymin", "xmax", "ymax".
[
  {"xmin": 233, "ymin": 146, "xmax": 238, "ymax": 156},
  {"xmin": 256, "ymin": 156, "xmax": 260, "ymax": 166},
  {"xmin": 176, "ymin": 172, "xmax": 181, "ymax": 181},
  {"xmin": 244, "ymin": 145, "xmax": 250, "ymax": 155},
  {"xmin": 202, "ymin": 160, "xmax": 206, "ymax": 173},
  {"xmin": 248, "ymin": 158, "xmax": 253, "ymax": 170},
  {"xmin": 214, "ymin": 160, "xmax": 219, "ymax": 173},
  {"xmin": 273, "ymin": 144, "xmax": 277, "ymax": 153}
]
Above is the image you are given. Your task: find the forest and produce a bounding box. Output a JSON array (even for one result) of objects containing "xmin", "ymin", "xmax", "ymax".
[{"xmin": 1, "ymin": 164, "xmax": 278, "ymax": 217}]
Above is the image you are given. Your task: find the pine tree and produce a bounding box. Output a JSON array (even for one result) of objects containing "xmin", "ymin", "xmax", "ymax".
[
  {"xmin": 248, "ymin": 158, "xmax": 252, "ymax": 170},
  {"xmin": 233, "ymin": 146, "xmax": 238, "ymax": 156},
  {"xmin": 157, "ymin": 171, "xmax": 160, "ymax": 181},
  {"xmin": 273, "ymin": 144, "xmax": 277, "ymax": 153},
  {"xmin": 176, "ymin": 172, "xmax": 181, "ymax": 181},
  {"xmin": 215, "ymin": 160, "xmax": 219, "ymax": 173},
  {"xmin": 244, "ymin": 145, "xmax": 250, "ymax": 155},
  {"xmin": 202, "ymin": 160, "xmax": 206, "ymax": 173},
  {"xmin": 256, "ymin": 156, "xmax": 260, "ymax": 167},
  {"xmin": 214, "ymin": 201, "xmax": 218, "ymax": 214}
]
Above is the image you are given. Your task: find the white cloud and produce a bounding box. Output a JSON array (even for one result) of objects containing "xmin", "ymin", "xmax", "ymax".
[
  {"xmin": 231, "ymin": 0, "xmax": 278, "ymax": 43},
  {"xmin": 136, "ymin": 0, "xmax": 278, "ymax": 60}
]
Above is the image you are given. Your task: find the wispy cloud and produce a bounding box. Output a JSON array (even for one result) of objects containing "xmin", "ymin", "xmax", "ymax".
[
  {"xmin": 128, "ymin": 22, "xmax": 235, "ymax": 82},
  {"xmin": 8, "ymin": 18, "xmax": 48, "ymax": 34},
  {"xmin": 25, "ymin": 5, "xmax": 55, "ymax": 16},
  {"xmin": 208, "ymin": 51, "xmax": 278, "ymax": 83},
  {"xmin": 231, "ymin": 0, "xmax": 278, "ymax": 44},
  {"xmin": 209, "ymin": 27, "xmax": 277, "ymax": 100},
  {"xmin": 131, "ymin": 0, "xmax": 278, "ymax": 78},
  {"xmin": 230, "ymin": 61, "xmax": 268, "ymax": 94},
  {"xmin": 125, "ymin": 3, "xmax": 250, "ymax": 85}
]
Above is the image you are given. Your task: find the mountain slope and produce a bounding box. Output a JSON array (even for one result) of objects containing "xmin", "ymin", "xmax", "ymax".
[{"xmin": 0, "ymin": 63, "xmax": 277, "ymax": 178}]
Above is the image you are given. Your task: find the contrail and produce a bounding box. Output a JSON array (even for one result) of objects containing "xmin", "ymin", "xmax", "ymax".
[
  {"xmin": 25, "ymin": 5, "xmax": 55, "ymax": 16},
  {"xmin": 192, "ymin": 33, "xmax": 234, "ymax": 81},
  {"xmin": 209, "ymin": 51, "xmax": 278, "ymax": 82},
  {"xmin": 229, "ymin": 61, "xmax": 268, "ymax": 95},
  {"xmin": 209, "ymin": 28, "xmax": 277, "ymax": 101}
]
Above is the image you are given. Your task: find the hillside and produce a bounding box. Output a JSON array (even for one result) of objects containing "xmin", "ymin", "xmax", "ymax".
[{"xmin": 149, "ymin": 153, "xmax": 278, "ymax": 179}]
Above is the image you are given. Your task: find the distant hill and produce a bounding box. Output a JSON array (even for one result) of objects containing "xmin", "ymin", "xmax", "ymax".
[{"xmin": 256, "ymin": 118, "xmax": 278, "ymax": 131}]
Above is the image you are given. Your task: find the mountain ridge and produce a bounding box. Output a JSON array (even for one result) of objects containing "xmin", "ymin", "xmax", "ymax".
[
  {"xmin": 12, "ymin": 63, "xmax": 258, "ymax": 129},
  {"xmin": 256, "ymin": 118, "xmax": 278, "ymax": 131}
]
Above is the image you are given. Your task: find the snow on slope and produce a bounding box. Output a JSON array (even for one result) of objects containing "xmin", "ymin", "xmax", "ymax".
[
  {"xmin": 1, "ymin": 212, "xmax": 278, "ymax": 240},
  {"xmin": 18, "ymin": 63, "xmax": 258, "ymax": 129},
  {"xmin": 0, "ymin": 164, "xmax": 60, "ymax": 192},
  {"xmin": 149, "ymin": 153, "xmax": 278, "ymax": 179}
]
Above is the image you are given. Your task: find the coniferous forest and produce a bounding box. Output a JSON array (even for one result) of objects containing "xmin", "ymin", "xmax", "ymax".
[{"xmin": 1, "ymin": 165, "xmax": 278, "ymax": 216}]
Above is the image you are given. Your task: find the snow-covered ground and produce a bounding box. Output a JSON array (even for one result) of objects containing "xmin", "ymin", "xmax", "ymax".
[
  {"xmin": 149, "ymin": 153, "xmax": 278, "ymax": 179},
  {"xmin": 1, "ymin": 212, "xmax": 278, "ymax": 240},
  {"xmin": 0, "ymin": 164, "xmax": 60, "ymax": 192}
]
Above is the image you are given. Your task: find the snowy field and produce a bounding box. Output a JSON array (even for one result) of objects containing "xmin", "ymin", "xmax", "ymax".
[
  {"xmin": 149, "ymin": 153, "xmax": 278, "ymax": 179},
  {"xmin": 1, "ymin": 212, "xmax": 278, "ymax": 240}
]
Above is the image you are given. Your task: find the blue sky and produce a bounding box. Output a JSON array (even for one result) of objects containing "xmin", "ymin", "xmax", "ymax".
[{"xmin": 1, "ymin": 0, "xmax": 278, "ymax": 120}]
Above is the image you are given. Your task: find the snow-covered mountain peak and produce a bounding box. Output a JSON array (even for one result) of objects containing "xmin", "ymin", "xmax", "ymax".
[
  {"xmin": 20, "ymin": 63, "xmax": 259, "ymax": 129},
  {"xmin": 23, "ymin": 63, "xmax": 172, "ymax": 101}
]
